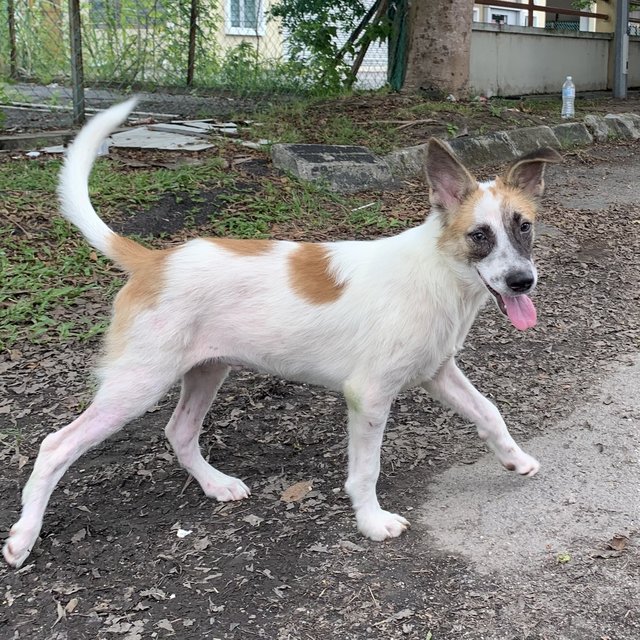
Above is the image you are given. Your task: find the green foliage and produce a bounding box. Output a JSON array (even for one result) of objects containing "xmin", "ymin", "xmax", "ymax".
[{"xmin": 270, "ymin": 0, "xmax": 388, "ymax": 93}]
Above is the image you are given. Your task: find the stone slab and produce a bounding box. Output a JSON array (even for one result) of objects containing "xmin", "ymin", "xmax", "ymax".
[
  {"xmin": 505, "ymin": 125, "xmax": 561, "ymax": 154},
  {"xmin": 551, "ymin": 122, "xmax": 593, "ymax": 149},
  {"xmin": 271, "ymin": 143, "xmax": 395, "ymax": 192},
  {"xmin": 109, "ymin": 127, "xmax": 214, "ymax": 151},
  {"xmin": 604, "ymin": 113, "xmax": 640, "ymax": 140}
]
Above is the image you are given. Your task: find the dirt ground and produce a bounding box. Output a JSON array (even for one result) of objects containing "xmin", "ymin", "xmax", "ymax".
[
  {"xmin": 3, "ymin": 83, "xmax": 640, "ymax": 152},
  {"xmin": 2, "ymin": 140, "xmax": 640, "ymax": 639}
]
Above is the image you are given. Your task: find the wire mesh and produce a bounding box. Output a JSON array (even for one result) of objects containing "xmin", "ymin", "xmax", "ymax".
[{"xmin": 0, "ymin": 0, "xmax": 390, "ymax": 131}]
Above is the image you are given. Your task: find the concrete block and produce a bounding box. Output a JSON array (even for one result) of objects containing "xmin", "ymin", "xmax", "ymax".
[
  {"xmin": 505, "ymin": 126, "xmax": 560, "ymax": 155},
  {"xmin": 604, "ymin": 113, "xmax": 640, "ymax": 140},
  {"xmin": 551, "ymin": 122, "xmax": 593, "ymax": 149},
  {"xmin": 449, "ymin": 131, "xmax": 519, "ymax": 167},
  {"xmin": 583, "ymin": 115, "xmax": 611, "ymax": 142},
  {"xmin": 384, "ymin": 143, "xmax": 427, "ymax": 178},
  {"xmin": 271, "ymin": 143, "xmax": 395, "ymax": 192}
]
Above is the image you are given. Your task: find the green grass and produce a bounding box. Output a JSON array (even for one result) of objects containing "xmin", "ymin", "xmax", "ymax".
[
  {"xmin": 0, "ymin": 154, "xmax": 387, "ymax": 351},
  {"xmin": 0, "ymin": 156, "xmax": 232, "ymax": 350}
]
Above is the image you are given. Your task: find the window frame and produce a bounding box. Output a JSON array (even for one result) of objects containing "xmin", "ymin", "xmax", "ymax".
[{"xmin": 225, "ymin": 0, "xmax": 266, "ymax": 36}]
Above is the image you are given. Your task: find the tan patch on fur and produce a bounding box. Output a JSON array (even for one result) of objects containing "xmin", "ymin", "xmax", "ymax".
[
  {"xmin": 288, "ymin": 243, "xmax": 345, "ymax": 304},
  {"xmin": 104, "ymin": 235, "xmax": 173, "ymax": 358},
  {"xmin": 492, "ymin": 178, "xmax": 538, "ymax": 221},
  {"xmin": 208, "ymin": 238, "xmax": 274, "ymax": 256},
  {"xmin": 437, "ymin": 187, "xmax": 483, "ymax": 259}
]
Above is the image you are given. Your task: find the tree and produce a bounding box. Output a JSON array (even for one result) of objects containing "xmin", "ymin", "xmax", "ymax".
[
  {"xmin": 402, "ymin": 0, "xmax": 474, "ymax": 97},
  {"xmin": 272, "ymin": 0, "xmax": 475, "ymax": 96}
]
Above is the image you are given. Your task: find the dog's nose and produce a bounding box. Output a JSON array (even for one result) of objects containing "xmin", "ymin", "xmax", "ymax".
[{"xmin": 506, "ymin": 271, "xmax": 534, "ymax": 293}]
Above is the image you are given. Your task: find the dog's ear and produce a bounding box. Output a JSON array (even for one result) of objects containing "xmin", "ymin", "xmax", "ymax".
[
  {"xmin": 503, "ymin": 148, "xmax": 563, "ymax": 198},
  {"xmin": 424, "ymin": 138, "xmax": 477, "ymax": 214}
]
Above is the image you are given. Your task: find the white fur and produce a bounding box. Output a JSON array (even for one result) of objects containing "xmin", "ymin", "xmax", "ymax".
[{"xmin": 3, "ymin": 101, "xmax": 544, "ymax": 568}]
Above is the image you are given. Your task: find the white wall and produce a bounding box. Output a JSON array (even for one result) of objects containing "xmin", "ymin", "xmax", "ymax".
[
  {"xmin": 470, "ymin": 23, "xmax": 611, "ymax": 96},
  {"xmin": 629, "ymin": 37, "xmax": 640, "ymax": 88}
]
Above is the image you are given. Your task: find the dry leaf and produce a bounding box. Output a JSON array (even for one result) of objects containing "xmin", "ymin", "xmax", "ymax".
[
  {"xmin": 65, "ymin": 597, "xmax": 79, "ymax": 613},
  {"xmin": 156, "ymin": 619, "xmax": 174, "ymax": 632},
  {"xmin": 280, "ymin": 480, "xmax": 313, "ymax": 503},
  {"xmin": 607, "ymin": 534, "xmax": 629, "ymax": 552},
  {"xmin": 71, "ymin": 528, "xmax": 87, "ymax": 544}
]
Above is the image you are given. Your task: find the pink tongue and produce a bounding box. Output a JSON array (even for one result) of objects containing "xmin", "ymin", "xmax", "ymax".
[{"xmin": 503, "ymin": 295, "xmax": 537, "ymax": 331}]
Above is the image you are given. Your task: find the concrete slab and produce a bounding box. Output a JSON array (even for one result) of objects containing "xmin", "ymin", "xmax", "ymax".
[
  {"xmin": 551, "ymin": 122, "xmax": 593, "ymax": 149},
  {"xmin": 419, "ymin": 357, "xmax": 640, "ymax": 575},
  {"xmin": 109, "ymin": 127, "xmax": 214, "ymax": 151},
  {"xmin": 506, "ymin": 125, "xmax": 561, "ymax": 154},
  {"xmin": 604, "ymin": 113, "xmax": 640, "ymax": 140},
  {"xmin": 271, "ymin": 143, "xmax": 395, "ymax": 192}
]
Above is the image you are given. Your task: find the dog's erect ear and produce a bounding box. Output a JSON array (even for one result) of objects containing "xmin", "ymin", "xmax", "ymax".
[
  {"xmin": 424, "ymin": 138, "xmax": 477, "ymax": 214},
  {"xmin": 503, "ymin": 147, "xmax": 563, "ymax": 198}
]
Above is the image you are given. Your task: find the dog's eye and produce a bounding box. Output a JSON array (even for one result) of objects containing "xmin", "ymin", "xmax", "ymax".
[
  {"xmin": 469, "ymin": 230, "xmax": 486, "ymax": 243},
  {"xmin": 520, "ymin": 221, "xmax": 532, "ymax": 233}
]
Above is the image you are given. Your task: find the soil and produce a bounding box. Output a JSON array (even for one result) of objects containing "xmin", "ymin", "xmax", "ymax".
[
  {"xmin": 3, "ymin": 83, "xmax": 640, "ymax": 153},
  {"xmin": 2, "ymin": 140, "xmax": 640, "ymax": 639}
]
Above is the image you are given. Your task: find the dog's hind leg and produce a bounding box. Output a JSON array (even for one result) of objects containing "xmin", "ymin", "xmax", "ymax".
[
  {"xmin": 343, "ymin": 385, "xmax": 409, "ymax": 541},
  {"xmin": 165, "ymin": 362, "xmax": 250, "ymax": 502},
  {"xmin": 2, "ymin": 365, "xmax": 176, "ymax": 568},
  {"xmin": 423, "ymin": 358, "xmax": 539, "ymax": 476}
]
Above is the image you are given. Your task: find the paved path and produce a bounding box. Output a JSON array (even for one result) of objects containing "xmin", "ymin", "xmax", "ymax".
[{"xmin": 417, "ymin": 144, "xmax": 640, "ymax": 639}]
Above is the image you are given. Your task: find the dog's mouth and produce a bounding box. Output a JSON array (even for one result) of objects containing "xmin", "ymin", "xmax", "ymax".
[{"xmin": 480, "ymin": 276, "xmax": 537, "ymax": 331}]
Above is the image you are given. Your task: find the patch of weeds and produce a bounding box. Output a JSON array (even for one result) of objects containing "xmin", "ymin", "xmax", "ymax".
[
  {"xmin": 88, "ymin": 156, "xmax": 232, "ymax": 215},
  {"xmin": 0, "ymin": 155, "xmax": 231, "ymax": 349},
  {"xmin": 246, "ymin": 98, "xmax": 398, "ymax": 154},
  {"xmin": 0, "ymin": 219, "xmax": 119, "ymax": 350},
  {"xmin": 445, "ymin": 123, "xmax": 459, "ymax": 137},
  {"xmin": 347, "ymin": 202, "xmax": 403, "ymax": 231},
  {"xmin": 212, "ymin": 177, "xmax": 352, "ymax": 238}
]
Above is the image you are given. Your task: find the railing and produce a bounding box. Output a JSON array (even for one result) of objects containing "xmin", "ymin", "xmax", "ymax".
[{"xmin": 475, "ymin": 1, "xmax": 609, "ymax": 28}]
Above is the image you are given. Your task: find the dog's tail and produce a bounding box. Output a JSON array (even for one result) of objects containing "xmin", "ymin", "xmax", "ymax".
[{"xmin": 58, "ymin": 97, "xmax": 153, "ymax": 272}]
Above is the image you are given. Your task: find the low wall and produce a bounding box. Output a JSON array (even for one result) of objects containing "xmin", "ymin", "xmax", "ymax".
[{"xmin": 470, "ymin": 23, "xmax": 611, "ymax": 96}]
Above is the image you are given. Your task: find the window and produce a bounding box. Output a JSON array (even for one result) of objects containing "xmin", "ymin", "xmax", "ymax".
[{"xmin": 226, "ymin": 0, "xmax": 265, "ymax": 36}]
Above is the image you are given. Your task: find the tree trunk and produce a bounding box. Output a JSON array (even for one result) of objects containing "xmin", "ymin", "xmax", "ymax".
[{"xmin": 403, "ymin": 0, "xmax": 474, "ymax": 98}]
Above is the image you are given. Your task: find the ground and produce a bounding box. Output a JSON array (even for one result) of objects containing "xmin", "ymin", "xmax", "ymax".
[
  {"xmin": 3, "ymin": 83, "xmax": 640, "ymax": 153},
  {"xmin": 1, "ymin": 124, "xmax": 640, "ymax": 638}
]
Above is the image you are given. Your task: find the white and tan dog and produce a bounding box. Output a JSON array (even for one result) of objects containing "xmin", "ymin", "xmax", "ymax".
[{"xmin": 3, "ymin": 99, "xmax": 561, "ymax": 568}]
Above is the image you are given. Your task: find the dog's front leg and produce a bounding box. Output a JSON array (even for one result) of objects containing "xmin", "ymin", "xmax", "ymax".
[
  {"xmin": 423, "ymin": 358, "xmax": 539, "ymax": 476},
  {"xmin": 344, "ymin": 388, "xmax": 409, "ymax": 541}
]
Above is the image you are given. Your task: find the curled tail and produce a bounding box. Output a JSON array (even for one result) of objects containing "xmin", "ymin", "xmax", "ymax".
[{"xmin": 57, "ymin": 97, "xmax": 153, "ymax": 272}]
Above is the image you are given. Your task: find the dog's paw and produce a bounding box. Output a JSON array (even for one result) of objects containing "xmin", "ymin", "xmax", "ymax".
[
  {"xmin": 502, "ymin": 450, "xmax": 540, "ymax": 477},
  {"xmin": 356, "ymin": 508, "xmax": 410, "ymax": 541},
  {"xmin": 202, "ymin": 473, "xmax": 251, "ymax": 502},
  {"xmin": 3, "ymin": 521, "xmax": 38, "ymax": 568}
]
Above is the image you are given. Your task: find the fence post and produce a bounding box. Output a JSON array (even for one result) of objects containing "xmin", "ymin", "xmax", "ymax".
[
  {"xmin": 613, "ymin": 0, "xmax": 629, "ymax": 98},
  {"xmin": 7, "ymin": 0, "xmax": 17, "ymax": 78},
  {"xmin": 68, "ymin": 0, "xmax": 86, "ymax": 123},
  {"xmin": 187, "ymin": 0, "xmax": 199, "ymax": 86}
]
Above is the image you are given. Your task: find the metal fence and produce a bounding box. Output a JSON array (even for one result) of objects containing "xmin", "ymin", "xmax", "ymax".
[{"xmin": 0, "ymin": 0, "xmax": 389, "ymax": 128}]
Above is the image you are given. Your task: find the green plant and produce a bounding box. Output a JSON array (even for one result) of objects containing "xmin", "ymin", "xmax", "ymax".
[{"xmin": 446, "ymin": 122, "xmax": 458, "ymax": 137}]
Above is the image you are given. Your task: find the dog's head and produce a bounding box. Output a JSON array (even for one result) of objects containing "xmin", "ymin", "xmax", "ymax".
[{"xmin": 424, "ymin": 138, "xmax": 562, "ymax": 331}]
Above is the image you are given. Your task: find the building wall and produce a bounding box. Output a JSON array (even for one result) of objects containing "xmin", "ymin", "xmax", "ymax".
[{"xmin": 470, "ymin": 23, "xmax": 611, "ymax": 95}]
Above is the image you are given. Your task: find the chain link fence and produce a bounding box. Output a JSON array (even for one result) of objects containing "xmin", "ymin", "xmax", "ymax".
[{"xmin": 0, "ymin": 0, "xmax": 389, "ymax": 131}]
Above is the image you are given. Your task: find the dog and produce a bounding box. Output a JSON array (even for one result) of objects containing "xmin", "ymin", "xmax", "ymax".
[{"xmin": 3, "ymin": 98, "xmax": 562, "ymax": 568}]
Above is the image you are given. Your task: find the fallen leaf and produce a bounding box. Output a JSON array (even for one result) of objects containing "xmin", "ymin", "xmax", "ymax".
[
  {"xmin": 156, "ymin": 619, "xmax": 174, "ymax": 632},
  {"xmin": 71, "ymin": 528, "xmax": 87, "ymax": 543},
  {"xmin": 607, "ymin": 534, "xmax": 629, "ymax": 552},
  {"xmin": 242, "ymin": 514, "xmax": 264, "ymax": 527},
  {"xmin": 281, "ymin": 480, "xmax": 313, "ymax": 503},
  {"xmin": 65, "ymin": 597, "xmax": 79, "ymax": 613}
]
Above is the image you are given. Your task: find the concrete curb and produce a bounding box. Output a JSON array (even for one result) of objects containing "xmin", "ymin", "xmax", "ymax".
[
  {"xmin": 271, "ymin": 112, "xmax": 640, "ymax": 192},
  {"xmin": 386, "ymin": 112, "xmax": 639, "ymax": 179}
]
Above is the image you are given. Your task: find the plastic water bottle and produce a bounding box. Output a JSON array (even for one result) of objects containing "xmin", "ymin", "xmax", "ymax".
[{"xmin": 561, "ymin": 76, "xmax": 575, "ymax": 119}]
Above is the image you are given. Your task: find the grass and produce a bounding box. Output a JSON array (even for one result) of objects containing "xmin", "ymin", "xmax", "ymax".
[
  {"xmin": 0, "ymin": 156, "xmax": 232, "ymax": 350},
  {"xmin": 1, "ymin": 152, "xmax": 398, "ymax": 351}
]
